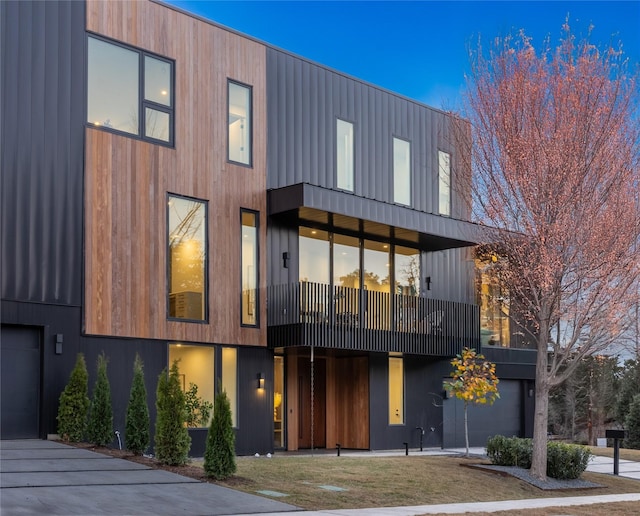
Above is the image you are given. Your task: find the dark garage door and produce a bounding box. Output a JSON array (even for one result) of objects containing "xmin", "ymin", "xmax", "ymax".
[
  {"xmin": 443, "ymin": 379, "xmax": 522, "ymax": 448},
  {"xmin": 1, "ymin": 325, "xmax": 41, "ymax": 439}
]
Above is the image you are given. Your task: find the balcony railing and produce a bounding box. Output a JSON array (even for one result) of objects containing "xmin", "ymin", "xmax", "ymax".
[{"xmin": 268, "ymin": 282, "xmax": 479, "ymax": 356}]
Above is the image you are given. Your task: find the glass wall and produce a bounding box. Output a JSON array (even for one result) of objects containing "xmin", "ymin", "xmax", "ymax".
[
  {"xmin": 241, "ymin": 210, "xmax": 258, "ymax": 326},
  {"xmin": 395, "ymin": 246, "xmax": 420, "ymax": 296},
  {"xmin": 168, "ymin": 195, "xmax": 207, "ymax": 321},
  {"xmin": 336, "ymin": 119, "xmax": 354, "ymax": 191},
  {"xmin": 273, "ymin": 355, "xmax": 285, "ymax": 448},
  {"xmin": 299, "ymin": 228, "xmax": 330, "ymax": 284},
  {"xmin": 476, "ymin": 257, "xmax": 510, "ymax": 347},
  {"xmin": 393, "ymin": 138, "xmax": 411, "ymax": 205},
  {"xmin": 221, "ymin": 347, "xmax": 238, "ymax": 427},
  {"xmin": 228, "ymin": 81, "xmax": 252, "ymax": 165}
]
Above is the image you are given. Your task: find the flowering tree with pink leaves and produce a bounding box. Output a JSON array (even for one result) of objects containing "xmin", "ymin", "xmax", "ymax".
[{"xmin": 457, "ymin": 24, "xmax": 640, "ymax": 480}]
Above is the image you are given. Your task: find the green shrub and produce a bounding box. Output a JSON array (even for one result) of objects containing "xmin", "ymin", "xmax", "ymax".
[
  {"xmin": 546, "ymin": 441, "xmax": 591, "ymax": 480},
  {"xmin": 87, "ymin": 353, "xmax": 114, "ymax": 446},
  {"xmin": 204, "ymin": 389, "xmax": 236, "ymax": 479},
  {"xmin": 486, "ymin": 435, "xmax": 532, "ymax": 468},
  {"xmin": 487, "ymin": 436, "xmax": 591, "ymax": 479},
  {"xmin": 154, "ymin": 360, "xmax": 191, "ymax": 465},
  {"xmin": 125, "ymin": 354, "xmax": 150, "ymax": 455},
  {"xmin": 57, "ymin": 353, "xmax": 90, "ymax": 442},
  {"xmin": 624, "ymin": 394, "xmax": 640, "ymax": 449},
  {"xmin": 184, "ymin": 382, "xmax": 213, "ymax": 428}
]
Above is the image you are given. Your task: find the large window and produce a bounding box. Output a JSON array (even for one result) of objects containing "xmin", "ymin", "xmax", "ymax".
[
  {"xmin": 438, "ymin": 151, "xmax": 451, "ymax": 216},
  {"xmin": 476, "ymin": 256, "xmax": 510, "ymax": 347},
  {"xmin": 395, "ymin": 246, "xmax": 420, "ymax": 296},
  {"xmin": 169, "ymin": 344, "xmax": 214, "ymax": 427},
  {"xmin": 393, "ymin": 138, "xmax": 411, "ymax": 205},
  {"xmin": 168, "ymin": 195, "xmax": 207, "ymax": 321},
  {"xmin": 241, "ymin": 210, "xmax": 259, "ymax": 326},
  {"xmin": 87, "ymin": 35, "xmax": 174, "ymax": 145},
  {"xmin": 336, "ymin": 119, "xmax": 354, "ymax": 191},
  {"xmin": 228, "ymin": 81, "xmax": 252, "ymax": 165},
  {"xmin": 388, "ymin": 355, "xmax": 404, "ymax": 425}
]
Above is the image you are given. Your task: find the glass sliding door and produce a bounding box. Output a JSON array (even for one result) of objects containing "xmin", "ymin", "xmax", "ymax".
[
  {"xmin": 299, "ymin": 228, "xmax": 330, "ymax": 320},
  {"xmin": 333, "ymin": 234, "xmax": 360, "ymax": 325},
  {"xmin": 364, "ymin": 240, "xmax": 390, "ymax": 329}
]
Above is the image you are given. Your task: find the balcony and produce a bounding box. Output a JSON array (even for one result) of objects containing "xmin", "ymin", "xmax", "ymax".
[{"xmin": 268, "ymin": 282, "xmax": 479, "ymax": 356}]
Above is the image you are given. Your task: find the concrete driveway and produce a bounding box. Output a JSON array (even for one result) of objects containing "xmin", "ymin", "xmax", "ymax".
[{"xmin": 0, "ymin": 440, "xmax": 299, "ymax": 515}]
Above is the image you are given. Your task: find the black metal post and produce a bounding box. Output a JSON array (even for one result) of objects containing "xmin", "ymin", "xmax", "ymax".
[
  {"xmin": 613, "ymin": 438, "xmax": 620, "ymax": 475},
  {"xmin": 416, "ymin": 427, "xmax": 424, "ymax": 452},
  {"xmin": 336, "ymin": 443, "xmax": 341, "ymax": 457},
  {"xmin": 403, "ymin": 442, "xmax": 409, "ymax": 455}
]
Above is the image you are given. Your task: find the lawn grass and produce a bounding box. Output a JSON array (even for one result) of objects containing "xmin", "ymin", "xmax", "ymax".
[{"xmin": 214, "ymin": 454, "xmax": 640, "ymax": 511}]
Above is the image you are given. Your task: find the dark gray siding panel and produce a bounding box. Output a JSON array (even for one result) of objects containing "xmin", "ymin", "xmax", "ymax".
[
  {"xmin": 266, "ymin": 48, "xmax": 468, "ymax": 220},
  {"xmin": 1, "ymin": 0, "xmax": 85, "ymax": 305}
]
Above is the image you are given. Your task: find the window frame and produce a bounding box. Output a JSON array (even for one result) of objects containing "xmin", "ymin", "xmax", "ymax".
[
  {"xmin": 166, "ymin": 193, "xmax": 209, "ymax": 323},
  {"xmin": 392, "ymin": 136, "xmax": 412, "ymax": 206},
  {"xmin": 86, "ymin": 33, "xmax": 175, "ymax": 147},
  {"xmin": 335, "ymin": 118, "xmax": 355, "ymax": 192},
  {"xmin": 438, "ymin": 150, "xmax": 452, "ymax": 216},
  {"xmin": 227, "ymin": 79, "xmax": 253, "ymax": 167},
  {"xmin": 240, "ymin": 208, "xmax": 260, "ymax": 327}
]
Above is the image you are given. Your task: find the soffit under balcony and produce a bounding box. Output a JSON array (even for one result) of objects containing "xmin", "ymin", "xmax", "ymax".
[{"xmin": 268, "ymin": 183, "xmax": 482, "ymax": 251}]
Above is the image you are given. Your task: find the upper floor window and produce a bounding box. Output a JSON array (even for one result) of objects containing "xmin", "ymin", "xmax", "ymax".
[
  {"xmin": 87, "ymin": 35, "xmax": 174, "ymax": 145},
  {"xmin": 167, "ymin": 195, "xmax": 207, "ymax": 321},
  {"xmin": 336, "ymin": 119, "xmax": 354, "ymax": 191},
  {"xmin": 228, "ymin": 81, "xmax": 252, "ymax": 166},
  {"xmin": 241, "ymin": 210, "xmax": 259, "ymax": 326},
  {"xmin": 393, "ymin": 138, "xmax": 411, "ymax": 205},
  {"xmin": 438, "ymin": 151, "xmax": 451, "ymax": 216}
]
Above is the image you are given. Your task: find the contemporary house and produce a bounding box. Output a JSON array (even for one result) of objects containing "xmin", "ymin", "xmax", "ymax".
[{"xmin": 1, "ymin": 0, "xmax": 535, "ymax": 454}]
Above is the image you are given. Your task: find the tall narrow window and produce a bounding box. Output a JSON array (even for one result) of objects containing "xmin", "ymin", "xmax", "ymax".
[
  {"xmin": 336, "ymin": 119, "xmax": 354, "ymax": 191},
  {"xmin": 228, "ymin": 81, "xmax": 252, "ymax": 165},
  {"xmin": 388, "ymin": 355, "xmax": 404, "ymax": 425},
  {"xmin": 438, "ymin": 151, "xmax": 451, "ymax": 216},
  {"xmin": 241, "ymin": 210, "xmax": 258, "ymax": 326},
  {"xmin": 87, "ymin": 35, "xmax": 174, "ymax": 145},
  {"xmin": 222, "ymin": 347, "xmax": 238, "ymax": 427},
  {"xmin": 393, "ymin": 138, "xmax": 411, "ymax": 205},
  {"xmin": 168, "ymin": 195, "xmax": 207, "ymax": 321}
]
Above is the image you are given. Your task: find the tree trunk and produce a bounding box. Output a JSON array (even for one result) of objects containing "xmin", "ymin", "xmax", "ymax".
[
  {"xmin": 531, "ymin": 333, "xmax": 549, "ymax": 480},
  {"xmin": 464, "ymin": 401, "xmax": 469, "ymax": 457}
]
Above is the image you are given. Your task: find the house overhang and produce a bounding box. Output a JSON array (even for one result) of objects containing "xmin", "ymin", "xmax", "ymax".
[{"xmin": 268, "ymin": 183, "xmax": 483, "ymax": 251}]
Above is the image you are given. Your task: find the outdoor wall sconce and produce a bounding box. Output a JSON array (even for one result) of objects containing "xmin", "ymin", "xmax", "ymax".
[
  {"xmin": 55, "ymin": 333, "xmax": 63, "ymax": 355},
  {"xmin": 257, "ymin": 372, "xmax": 265, "ymax": 390},
  {"xmin": 282, "ymin": 252, "xmax": 289, "ymax": 268}
]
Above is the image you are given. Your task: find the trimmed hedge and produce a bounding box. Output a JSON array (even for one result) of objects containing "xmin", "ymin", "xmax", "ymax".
[{"xmin": 486, "ymin": 435, "xmax": 591, "ymax": 480}]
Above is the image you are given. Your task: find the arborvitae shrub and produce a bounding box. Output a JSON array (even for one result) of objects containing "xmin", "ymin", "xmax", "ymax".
[
  {"xmin": 204, "ymin": 389, "xmax": 236, "ymax": 479},
  {"xmin": 87, "ymin": 352, "xmax": 114, "ymax": 446},
  {"xmin": 57, "ymin": 353, "xmax": 90, "ymax": 442},
  {"xmin": 154, "ymin": 360, "xmax": 191, "ymax": 465},
  {"xmin": 624, "ymin": 394, "xmax": 640, "ymax": 449},
  {"xmin": 125, "ymin": 353, "xmax": 150, "ymax": 455},
  {"xmin": 486, "ymin": 435, "xmax": 532, "ymax": 468},
  {"xmin": 546, "ymin": 442, "xmax": 591, "ymax": 480}
]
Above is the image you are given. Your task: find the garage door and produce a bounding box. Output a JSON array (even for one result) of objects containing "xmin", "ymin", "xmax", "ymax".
[
  {"xmin": 1, "ymin": 325, "xmax": 41, "ymax": 439},
  {"xmin": 443, "ymin": 379, "xmax": 522, "ymax": 448}
]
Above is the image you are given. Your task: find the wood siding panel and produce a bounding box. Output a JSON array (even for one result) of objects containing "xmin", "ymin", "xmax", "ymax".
[{"xmin": 85, "ymin": 1, "xmax": 267, "ymax": 346}]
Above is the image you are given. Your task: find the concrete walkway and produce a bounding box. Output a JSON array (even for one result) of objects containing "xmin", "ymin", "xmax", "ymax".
[{"xmin": 1, "ymin": 441, "xmax": 638, "ymax": 515}]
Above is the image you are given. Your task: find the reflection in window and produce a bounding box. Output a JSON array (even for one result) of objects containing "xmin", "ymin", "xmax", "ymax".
[
  {"xmin": 169, "ymin": 344, "xmax": 214, "ymax": 427},
  {"xmin": 333, "ymin": 234, "xmax": 360, "ymax": 288},
  {"xmin": 222, "ymin": 347, "xmax": 238, "ymax": 427},
  {"xmin": 87, "ymin": 35, "xmax": 173, "ymax": 144},
  {"xmin": 273, "ymin": 356, "xmax": 284, "ymax": 448},
  {"xmin": 395, "ymin": 246, "xmax": 420, "ymax": 296},
  {"xmin": 336, "ymin": 119, "xmax": 354, "ymax": 191},
  {"xmin": 228, "ymin": 81, "xmax": 252, "ymax": 165},
  {"xmin": 393, "ymin": 138, "xmax": 411, "ymax": 205},
  {"xmin": 476, "ymin": 256, "xmax": 510, "ymax": 347},
  {"xmin": 299, "ymin": 228, "xmax": 330, "ymax": 284},
  {"xmin": 388, "ymin": 355, "xmax": 404, "ymax": 425},
  {"xmin": 438, "ymin": 151, "xmax": 451, "ymax": 216},
  {"xmin": 241, "ymin": 210, "xmax": 258, "ymax": 326},
  {"xmin": 364, "ymin": 240, "xmax": 390, "ymax": 330},
  {"xmin": 168, "ymin": 195, "xmax": 207, "ymax": 321}
]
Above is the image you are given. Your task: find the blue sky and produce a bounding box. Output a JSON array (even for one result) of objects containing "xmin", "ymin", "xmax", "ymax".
[{"xmin": 167, "ymin": 1, "xmax": 640, "ymax": 110}]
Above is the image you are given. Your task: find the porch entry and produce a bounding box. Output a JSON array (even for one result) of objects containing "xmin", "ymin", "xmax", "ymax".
[{"xmin": 285, "ymin": 351, "xmax": 369, "ymax": 450}]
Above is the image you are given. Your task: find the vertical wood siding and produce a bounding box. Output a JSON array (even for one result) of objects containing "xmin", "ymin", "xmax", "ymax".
[{"xmin": 85, "ymin": 1, "xmax": 267, "ymax": 346}]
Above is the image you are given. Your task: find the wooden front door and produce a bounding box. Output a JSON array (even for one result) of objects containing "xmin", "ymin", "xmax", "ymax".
[
  {"xmin": 336, "ymin": 356, "xmax": 369, "ymax": 449},
  {"xmin": 297, "ymin": 357, "xmax": 326, "ymax": 448}
]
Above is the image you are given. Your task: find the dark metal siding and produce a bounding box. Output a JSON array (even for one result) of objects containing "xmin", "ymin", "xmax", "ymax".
[
  {"xmin": 1, "ymin": 0, "xmax": 85, "ymax": 305},
  {"xmin": 266, "ymin": 48, "xmax": 468, "ymax": 220}
]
